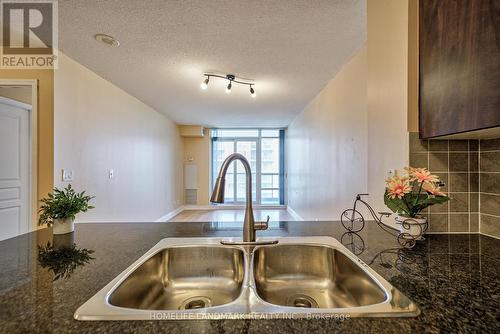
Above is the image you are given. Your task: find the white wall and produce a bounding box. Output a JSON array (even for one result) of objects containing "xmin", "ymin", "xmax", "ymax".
[
  {"xmin": 367, "ymin": 0, "xmax": 410, "ymax": 212},
  {"xmin": 54, "ymin": 53, "xmax": 183, "ymax": 222},
  {"xmin": 287, "ymin": 46, "xmax": 368, "ymax": 220},
  {"xmin": 287, "ymin": 0, "xmax": 412, "ymax": 220}
]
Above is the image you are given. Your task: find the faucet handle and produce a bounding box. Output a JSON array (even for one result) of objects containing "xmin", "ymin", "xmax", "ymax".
[{"xmin": 255, "ymin": 216, "xmax": 270, "ymax": 231}]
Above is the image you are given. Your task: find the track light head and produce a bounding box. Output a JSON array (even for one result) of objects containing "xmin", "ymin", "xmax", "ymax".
[
  {"xmin": 250, "ymin": 86, "xmax": 256, "ymax": 98},
  {"xmin": 226, "ymin": 81, "xmax": 232, "ymax": 94},
  {"xmin": 201, "ymin": 76, "xmax": 209, "ymax": 90}
]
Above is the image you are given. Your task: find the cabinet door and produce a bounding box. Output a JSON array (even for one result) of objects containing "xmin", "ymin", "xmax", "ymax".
[{"xmin": 419, "ymin": 0, "xmax": 500, "ymax": 138}]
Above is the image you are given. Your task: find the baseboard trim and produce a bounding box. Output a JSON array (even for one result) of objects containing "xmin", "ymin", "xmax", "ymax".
[
  {"xmin": 155, "ymin": 206, "xmax": 185, "ymax": 222},
  {"xmin": 182, "ymin": 204, "xmax": 287, "ymax": 211},
  {"xmin": 425, "ymin": 231, "xmax": 481, "ymax": 235},
  {"xmin": 286, "ymin": 206, "xmax": 304, "ymax": 221},
  {"xmin": 156, "ymin": 204, "xmax": 290, "ymax": 222}
]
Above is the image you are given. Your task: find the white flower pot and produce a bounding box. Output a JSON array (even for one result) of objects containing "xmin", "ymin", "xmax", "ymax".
[
  {"xmin": 395, "ymin": 214, "xmax": 427, "ymax": 239},
  {"xmin": 52, "ymin": 218, "xmax": 75, "ymax": 235}
]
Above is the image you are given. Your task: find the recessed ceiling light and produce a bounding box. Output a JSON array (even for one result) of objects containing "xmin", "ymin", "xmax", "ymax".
[{"xmin": 94, "ymin": 34, "xmax": 120, "ymax": 47}]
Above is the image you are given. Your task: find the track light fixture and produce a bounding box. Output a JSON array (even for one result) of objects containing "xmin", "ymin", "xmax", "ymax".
[
  {"xmin": 201, "ymin": 77, "xmax": 209, "ymax": 90},
  {"xmin": 226, "ymin": 81, "xmax": 232, "ymax": 94},
  {"xmin": 200, "ymin": 73, "xmax": 256, "ymax": 97},
  {"xmin": 250, "ymin": 85, "xmax": 256, "ymax": 98}
]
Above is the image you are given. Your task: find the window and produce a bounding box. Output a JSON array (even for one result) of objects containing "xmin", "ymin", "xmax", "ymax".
[{"xmin": 212, "ymin": 129, "xmax": 284, "ymax": 205}]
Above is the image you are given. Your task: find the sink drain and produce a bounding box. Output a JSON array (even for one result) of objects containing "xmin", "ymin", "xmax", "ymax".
[
  {"xmin": 179, "ymin": 296, "xmax": 212, "ymax": 310},
  {"xmin": 286, "ymin": 294, "xmax": 318, "ymax": 308}
]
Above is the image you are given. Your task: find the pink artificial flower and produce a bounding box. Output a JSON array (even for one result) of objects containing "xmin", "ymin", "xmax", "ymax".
[
  {"xmin": 423, "ymin": 182, "xmax": 446, "ymax": 196},
  {"xmin": 405, "ymin": 167, "xmax": 439, "ymax": 184},
  {"xmin": 386, "ymin": 176, "xmax": 412, "ymax": 199}
]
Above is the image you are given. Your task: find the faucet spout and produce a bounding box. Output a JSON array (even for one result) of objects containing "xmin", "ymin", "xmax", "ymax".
[{"xmin": 210, "ymin": 153, "xmax": 266, "ymax": 242}]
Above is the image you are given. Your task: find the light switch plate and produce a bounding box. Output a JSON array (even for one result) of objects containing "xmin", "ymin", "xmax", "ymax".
[
  {"xmin": 62, "ymin": 169, "xmax": 74, "ymax": 182},
  {"xmin": 109, "ymin": 169, "xmax": 114, "ymax": 179}
]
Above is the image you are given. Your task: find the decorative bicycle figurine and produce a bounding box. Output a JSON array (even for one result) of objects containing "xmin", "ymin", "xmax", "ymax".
[
  {"xmin": 340, "ymin": 231, "xmax": 366, "ymax": 255},
  {"xmin": 340, "ymin": 194, "xmax": 428, "ymax": 248},
  {"xmin": 341, "ymin": 194, "xmax": 390, "ymax": 232}
]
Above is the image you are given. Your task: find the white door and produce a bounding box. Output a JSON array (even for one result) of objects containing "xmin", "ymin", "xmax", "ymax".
[{"xmin": 0, "ymin": 97, "xmax": 31, "ymax": 241}]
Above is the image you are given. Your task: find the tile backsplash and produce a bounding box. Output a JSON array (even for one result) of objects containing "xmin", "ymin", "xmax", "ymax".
[
  {"xmin": 478, "ymin": 138, "xmax": 500, "ymax": 238},
  {"xmin": 409, "ymin": 133, "xmax": 500, "ymax": 238}
]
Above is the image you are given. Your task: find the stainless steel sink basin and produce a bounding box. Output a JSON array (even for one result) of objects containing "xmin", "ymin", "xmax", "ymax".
[
  {"xmin": 108, "ymin": 246, "xmax": 244, "ymax": 310},
  {"xmin": 253, "ymin": 244, "xmax": 386, "ymax": 309},
  {"xmin": 75, "ymin": 237, "xmax": 419, "ymax": 320}
]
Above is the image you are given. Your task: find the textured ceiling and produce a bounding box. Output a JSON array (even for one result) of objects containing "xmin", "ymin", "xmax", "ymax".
[{"xmin": 58, "ymin": 0, "xmax": 366, "ymax": 127}]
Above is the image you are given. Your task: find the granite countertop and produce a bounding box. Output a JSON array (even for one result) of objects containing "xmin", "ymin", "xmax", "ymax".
[{"xmin": 0, "ymin": 220, "xmax": 499, "ymax": 333}]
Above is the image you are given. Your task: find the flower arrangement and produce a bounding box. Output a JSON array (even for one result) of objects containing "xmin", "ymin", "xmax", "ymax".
[{"xmin": 384, "ymin": 167, "xmax": 450, "ymax": 218}]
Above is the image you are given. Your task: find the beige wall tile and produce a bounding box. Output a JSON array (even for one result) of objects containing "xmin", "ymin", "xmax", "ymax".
[
  {"xmin": 480, "ymin": 152, "xmax": 500, "ymax": 172},
  {"xmin": 429, "ymin": 214, "xmax": 449, "ymax": 232},
  {"xmin": 469, "ymin": 140, "xmax": 479, "ymax": 151},
  {"xmin": 429, "ymin": 140, "xmax": 448, "ymax": 151},
  {"xmin": 480, "ymin": 138, "xmax": 500, "ymax": 151},
  {"xmin": 449, "ymin": 153, "xmax": 469, "ymax": 172},
  {"xmin": 481, "ymin": 194, "xmax": 500, "ymax": 216},
  {"xmin": 470, "ymin": 214, "xmax": 479, "ymax": 232},
  {"xmin": 470, "ymin": 173, "xmax": 479, "ymax": 192},
  {"xmin": 470, "ymin": 193, "xmax": 479, "ymax": 212},
  {"xmin": 450, "ymin": 193, "xmax": 469, "ymax": 212},
  {"xmin": 480, "ymin": 215, "xmax": 500, "ymax": 238},
  {"xmin": 409, "ymin": 132, "xmax": 428, "ymax": 152},
  {"xmin": 449, "ymin": 214, "xmax": 469, "ymax": 232},
  {"xmin": 449, "ymin": 140, "xmax": 468, "ymax": 151},
  {"xmin": 480, "ymin": 173, "xmax": 500, "ymax": 194},
  {"xmin": 449, "ymin": 173, "xmax": 468, "ymax": 192},
  {"xmin": 470, "ymin": 152, "xmax": 479, "ymax": 172},
  {"xmin": 429, "ymin": 153, "xmax": 448, "ymax": 172},
  {"xmin": 410, "ymin": 153, "xmax": 429, "ymax": 168}
]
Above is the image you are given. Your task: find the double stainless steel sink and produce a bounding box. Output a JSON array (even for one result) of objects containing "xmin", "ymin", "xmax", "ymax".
[{"xmin": 74, "ymin": 237, "xmax": 419, "ymax": 320}]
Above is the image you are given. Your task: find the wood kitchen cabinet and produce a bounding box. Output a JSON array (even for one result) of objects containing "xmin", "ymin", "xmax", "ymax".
[{"xmin": 419, "ymin": 0, "xmax": 500, "ymax": 138}]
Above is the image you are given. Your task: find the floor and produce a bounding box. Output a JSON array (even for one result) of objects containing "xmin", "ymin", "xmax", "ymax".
[{"xmin": 168, "ymin": 209, "xmax": 297, "ymax": 222}]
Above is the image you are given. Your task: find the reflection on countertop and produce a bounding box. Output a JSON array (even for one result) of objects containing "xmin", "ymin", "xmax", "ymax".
[
  {"xmin": 37, "ymin": 233, "xmax": 95, "ymax": 281},
  {"xmin": 0, "ymin": 221, "xmax": 499, "ymax": 334}
]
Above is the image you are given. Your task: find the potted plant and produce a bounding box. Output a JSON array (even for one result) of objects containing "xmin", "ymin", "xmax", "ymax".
[
  {"xmin": 384, "ymin": 167, "xmax": 450, "ymax": 238},
  {"xmin": 38, "ymin": 184, "xmax": 94, "ymax": 235}
]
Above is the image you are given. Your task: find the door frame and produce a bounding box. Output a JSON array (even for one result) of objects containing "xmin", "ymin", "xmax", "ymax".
[{"xmin": 0, "ymin": 79, "xmax": 38, "ymax": 232}]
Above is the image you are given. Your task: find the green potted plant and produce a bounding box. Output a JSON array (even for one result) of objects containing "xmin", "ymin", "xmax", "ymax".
[
  {"xmin": 384, "ymin": 167, "xmax": 450, "ymax": 237},
  {"xmin": 38, "ymin": 184, "xmax": 95, "ymax": 235}
]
